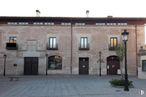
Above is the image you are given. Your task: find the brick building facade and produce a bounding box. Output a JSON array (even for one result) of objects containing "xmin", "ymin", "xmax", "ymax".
[{"xmin": 0, "ymin": 16, "xmax": 146, "ymax": 76}]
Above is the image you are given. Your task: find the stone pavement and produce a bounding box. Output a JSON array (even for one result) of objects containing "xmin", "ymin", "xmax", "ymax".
[{"xmin": 0, "ymin": 75, "xmax": 146, "ymax": 97}]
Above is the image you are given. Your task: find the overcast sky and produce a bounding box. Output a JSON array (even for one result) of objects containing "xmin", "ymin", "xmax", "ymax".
[
  {"xmin": 1, "ymin": 0, "xmax": 146, "ymax": 43},
  {"xmin": 0, "ymin": 0, "xmax": 146, "ymax": 17}
]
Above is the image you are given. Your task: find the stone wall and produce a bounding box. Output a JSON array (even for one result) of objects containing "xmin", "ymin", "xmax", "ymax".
[{"xmin": 0, "ymin": 24, "xmax": 144, "ymax": 75}]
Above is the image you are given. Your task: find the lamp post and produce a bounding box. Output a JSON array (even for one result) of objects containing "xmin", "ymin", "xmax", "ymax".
[
  {"xmin": 121, "ymin": 29, "xmax": 129, "ymax": 91},
  {"xmin": 3, "ymin": 54, "xmax": 7, "ymax": 76}
]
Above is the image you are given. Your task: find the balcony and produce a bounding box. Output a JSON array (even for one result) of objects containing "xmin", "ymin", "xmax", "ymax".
[{"xmin": 6, "ymin": 43, "xmax": 18, "ymax": 50}]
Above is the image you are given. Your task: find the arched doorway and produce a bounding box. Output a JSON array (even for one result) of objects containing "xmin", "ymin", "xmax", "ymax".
[{"xmin": 107, "ymin": 56, "xmax": 120, "ymax": 75}]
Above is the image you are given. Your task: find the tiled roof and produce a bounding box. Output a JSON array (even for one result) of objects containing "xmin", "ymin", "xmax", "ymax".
[{"xmin": 0, "ymin": 16, "xmax": 146, "ymax": 24}]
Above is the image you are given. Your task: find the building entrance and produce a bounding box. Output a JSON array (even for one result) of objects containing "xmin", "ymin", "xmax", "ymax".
[
  {"xmin": 107, "ymin": 56, "xmax": 120, "ymax": 75},
  {"xmin": 24, "ymin": 57, "xmax": 38, "ymax": 75},
  {"xmin": 79, "ymin": 57, "xmax": 89, "ymax": 75}
]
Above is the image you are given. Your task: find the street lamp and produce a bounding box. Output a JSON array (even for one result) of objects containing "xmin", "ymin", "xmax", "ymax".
[
  {"xmin": 121, "ymin": 29, "xmax": 129, "ymax": 91},
  {"xmin": 3, "ymin": 54, "xmax": 7, "ymax": 76}
]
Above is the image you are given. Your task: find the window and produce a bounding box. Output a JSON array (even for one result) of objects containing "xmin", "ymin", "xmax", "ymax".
[
  {"xmin": 142, "ymin": 60, "xmax": 146, "ymax": 71},
  {"xmin": 109, "ymin": 37, "xmax": 118, "ymax": 50},
  {"xmin": 61, "ymin": 22, "xmax": 71, "ymax": 26},
  {"xmin": 79, "ymin": 37, "xmax": 89, "ymax": 50},
  {"xmin": 96, "ymin": 23, "xmax": 105, "ymax": 26},
  {"xmin": 107, "ymin": 23, "xmax": 116, "ymax": 26},
  {"xmin": 48, "ymin": 56, "xmax": 62, "ymax": 70},
  {"xmin": 18, "ymin": 22, "xmax": 29, "ymax": 25},
  {"xmin": 6, "ymin": 36, "xmax": 17, "ymax": 50},
  {"xmin": 7, "ymin": 22, "xmax": 17, "ymax": 25},
  {"xmin": 75, "ymin": 23, "xmax": 85, "ymax": 26},
  {"xmin": 44, "ymin": 22, "xmax": 54, "ymax": 25},
  {"xmin": 48, "ymin": 37, "xmax": 58, "ymax": 50},
  {"xmin": 9, "ymin": 36, "xmax": 17, "ymax": 43},
  {"xmin": 117, "ymin": 23, "xmax": 128, "ymax": 26}
]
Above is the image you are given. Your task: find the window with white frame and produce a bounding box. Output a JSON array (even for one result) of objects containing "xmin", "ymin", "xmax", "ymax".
[
  {"xmin": 79, "ymin": 37, "xmax": 89, "ymax": 50},
  {"xmin": 48, "ymin": 37, "xmax": 58, "ymax": 50}
]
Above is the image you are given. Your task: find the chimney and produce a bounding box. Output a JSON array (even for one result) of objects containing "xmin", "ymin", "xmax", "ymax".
[
  {"xmin": 107, "ymin": 15, "xmax": 113, "ymax": 18},
  {"xmin": 36, "ymin": 10, "xmax": 41, "ymax": 17},
  {"xmin": 86, "ymin": 10, "xmax": 89, "ymax": 17}
]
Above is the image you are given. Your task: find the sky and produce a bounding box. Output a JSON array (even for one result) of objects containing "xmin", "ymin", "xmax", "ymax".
[
  {"xmin": 0, "ymin": 0, "xmax": 146, "ymax": 43},
  {"xmin": 0, "ymin": 0, "xmax": 146, "ymax": 17}
]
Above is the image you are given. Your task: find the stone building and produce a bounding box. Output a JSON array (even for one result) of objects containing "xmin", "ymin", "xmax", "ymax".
[
  {"xmin": 138, "ymin": 46, "xmax": 146, "ymax": 79},
  {"xmin": 0, "ymin": 16, "xmax": 146, "ymax": 76}
]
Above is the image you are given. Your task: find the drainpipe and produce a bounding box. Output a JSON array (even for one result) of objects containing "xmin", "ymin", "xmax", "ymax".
[
  {"xmin": 46, "ymin": 54, "xmax": 48, "ymax": 75},
  {"xmin": 70, "ymin": 19, "xmax": 73, "ymax": 74},
  {"xmin": 135, "ymin": 25, "xmax": 138, "ymax": 76},
  {"xmin": 3, "ymin": 54, "xmax": 7, "ymax": 76}
]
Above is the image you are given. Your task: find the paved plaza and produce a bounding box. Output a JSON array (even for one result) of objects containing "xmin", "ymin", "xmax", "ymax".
[{"xmin": 0, "ymin": 75, "xmax": 146, "ymax": 97}]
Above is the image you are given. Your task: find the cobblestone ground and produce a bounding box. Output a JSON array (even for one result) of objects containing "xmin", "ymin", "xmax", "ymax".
[{"xmin": 0, "ymin": 75, "xmax": 146, "ymax": 97}]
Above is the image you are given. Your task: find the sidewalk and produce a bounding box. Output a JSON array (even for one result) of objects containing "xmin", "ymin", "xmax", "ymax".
[{"xmin": 0, "ymin": 75, "xmax": 145, "ymax": 97}]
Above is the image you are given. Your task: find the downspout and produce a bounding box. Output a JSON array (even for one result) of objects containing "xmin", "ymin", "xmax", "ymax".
[
  {"xmin": 135, "ymin": 25, "xmax": 138, "ymax": 76},
  {"xmin": 70, "ymin": 18, "xmax": 73, "ymax": 74},
  {"xmin": 46, "ymin": 54, "xmax": 48, "ymax": 75}
]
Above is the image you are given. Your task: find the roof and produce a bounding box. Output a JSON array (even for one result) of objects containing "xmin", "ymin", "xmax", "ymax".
[{"xmin": 0, "ymin": 16, "xmax": 146, "ymax": 25}]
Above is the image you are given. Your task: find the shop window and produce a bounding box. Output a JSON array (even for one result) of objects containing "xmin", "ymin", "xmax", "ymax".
[
  {"xmin": 48, "ymin": 55, "xmax": 62, "ymax": 70},
  {"xmin": 142, "ymin": 60, "xmax": 146, "ymax": 71}
]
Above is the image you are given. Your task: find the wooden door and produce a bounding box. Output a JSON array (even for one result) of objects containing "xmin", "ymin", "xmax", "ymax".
[
  {"xmin": 24, "ymin": 57, "xmax": 38, "ymax": 75},
  {"xmin": 79, "ymin": 57, "xmax": 89, "ymax": 75},
  {"xmin": 107, "ymin": 56, "xmax": 120, "ymax": 75}
]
